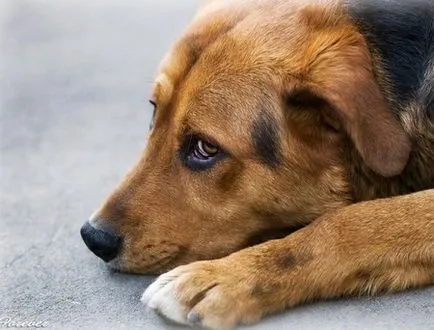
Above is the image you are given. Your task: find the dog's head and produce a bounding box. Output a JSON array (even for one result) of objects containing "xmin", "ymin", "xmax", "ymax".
[{"xmin": 81, "ymin": 0, "xmax": 411, "ymax": 274}]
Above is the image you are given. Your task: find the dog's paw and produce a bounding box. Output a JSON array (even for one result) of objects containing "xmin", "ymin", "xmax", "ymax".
[{"xmin": 141, "ymin": 259, "xmax": 266, "ymax": 330}]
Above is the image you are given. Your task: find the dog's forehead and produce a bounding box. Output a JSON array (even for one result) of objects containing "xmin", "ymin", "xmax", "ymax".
[
  {"xmin": 149, "ymin": 0, "xmax": 320, "ymax": 159},
  {"xmin": 153, "ymin": 26, "xmax": 279, "ymax": 109},
  {"xmin": 150, "ymin": 0, "xmax": 280, "ymax": 106},
  {"xmin": 153, "ymin": 46, "xmax": 281, "ymax": 157},
  {"xmin": 182, "ymin": 68, "xmax": 278, "ymax": 150},
  {"xmin": 151, "ymin": 0, "xmax": 349, "ymax": 106}
]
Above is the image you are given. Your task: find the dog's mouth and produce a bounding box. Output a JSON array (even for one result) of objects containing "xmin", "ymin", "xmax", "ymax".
[
  {"xmin": 109, "ymin": 242, "xmax": 187, "ymax": 274},
  {"xmin": 81, "ymin": 219, "xmax": 189, "ymax": 274},
  {"xmin": 107, "ymin": 226, "xmax": 306, "ymax": 274}
]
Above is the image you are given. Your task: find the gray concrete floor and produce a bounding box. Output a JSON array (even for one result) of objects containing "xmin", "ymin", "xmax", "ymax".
[{"xmin": 0, "ymin": 1, "xmax": 433, "ymax": 329}]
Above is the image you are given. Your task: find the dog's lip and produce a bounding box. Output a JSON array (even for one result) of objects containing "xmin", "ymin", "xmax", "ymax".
[
  {"xmin": 108, "ymin": 256, "xmax": 175, "ymax": 275},
  {"xmin": 110, "ymin": 245, "xmax": 187, "ymax": 275}
]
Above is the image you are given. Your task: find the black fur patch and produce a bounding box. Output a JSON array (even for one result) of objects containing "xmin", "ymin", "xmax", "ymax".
[
  {"xmin": 276, "ymin": 249, "xmax": 313, "ymax": 269},
  {"xmin": 251, "ymin": 114, "xmax": 281, "ymax": 167},
  {"xmin": 347, "ymin": 0, "xmax": 434, "ymax": 108},
  {"xmin": 422, "ymin": 59, "xmax": 434, "ymax": 117},
  {"xmin": 426, "ymin": 84, "xmax": 434, "ymax": 118},
  {"xmin": 422, "ymin": 76, "xmax": 434, "ymax": 119}
]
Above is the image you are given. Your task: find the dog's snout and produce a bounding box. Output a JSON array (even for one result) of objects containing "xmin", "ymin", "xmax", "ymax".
[{"xmin": 80, "ymin": 221, "xmax": 121, "ymax": 262}]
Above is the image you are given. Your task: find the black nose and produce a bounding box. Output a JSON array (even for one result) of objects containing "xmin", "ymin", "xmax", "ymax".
[{"xmin": 80, "ymin": 221, "xmax": 121, "ymax": 262}]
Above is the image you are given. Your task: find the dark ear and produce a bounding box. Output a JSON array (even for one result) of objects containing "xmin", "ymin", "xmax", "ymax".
[{"xmin": 286, "ymin": 34, "xmax": 411, "ymax": 177}]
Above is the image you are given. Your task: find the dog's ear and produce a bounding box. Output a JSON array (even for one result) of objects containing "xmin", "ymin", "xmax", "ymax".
[{"xmin": 285, "ymin": 33, "xmax": 411, "ymax": 177}]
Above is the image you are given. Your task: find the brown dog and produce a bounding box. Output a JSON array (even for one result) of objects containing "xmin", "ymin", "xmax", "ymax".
[{"xmin": 80, "ymin": 0, "xmax": 434, "ymax": 328}]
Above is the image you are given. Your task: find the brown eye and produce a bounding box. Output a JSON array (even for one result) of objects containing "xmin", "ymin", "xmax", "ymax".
[
  {"xmin": 195, "ymin": 139, "xmax": 219, "ymax": 159},
  {"xmin": 200, "ymin": 140, "xmax": 219, "ymax": 155},
  {"xmin": 180, "ymin": 136, "xmax": 223, "ymax": 171}
]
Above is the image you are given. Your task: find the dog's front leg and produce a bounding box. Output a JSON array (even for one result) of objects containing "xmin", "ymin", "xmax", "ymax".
[{"xmin": 142, "ymin": 189, "xmax": 434, "ymax": 330}]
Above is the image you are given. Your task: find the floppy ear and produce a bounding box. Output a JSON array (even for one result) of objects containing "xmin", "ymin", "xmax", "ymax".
[{"xmin": 286, "ymin": 35, "xmax": 411, "ymax": 177}]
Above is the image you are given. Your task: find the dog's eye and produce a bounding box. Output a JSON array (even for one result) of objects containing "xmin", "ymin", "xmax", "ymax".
[
  {"xmin": 194, "ymin": 140, "xmax": 219, "ymax": 159},
  {"xmin": 149, "ymin": 100, "xmax": 156, "ymax": 130},
  {"xmin": 180, "ymin": 136, "xmax": 222, "ymax": 171}
]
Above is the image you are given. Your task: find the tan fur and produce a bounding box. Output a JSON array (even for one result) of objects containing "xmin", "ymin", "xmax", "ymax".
[{"xmin": 91, "ymin": 0, "xmax": 433, "ymax": 328}]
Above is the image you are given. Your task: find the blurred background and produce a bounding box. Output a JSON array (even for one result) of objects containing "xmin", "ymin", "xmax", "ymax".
[{"xmin": 0, "ymin": 1, "xmax": 433, "ymax": 329}]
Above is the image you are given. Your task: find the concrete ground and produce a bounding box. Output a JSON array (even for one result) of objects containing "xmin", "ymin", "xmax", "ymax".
[{"xmin": 0, "ymin": 1, "xmax": 433, "ymax": 329}]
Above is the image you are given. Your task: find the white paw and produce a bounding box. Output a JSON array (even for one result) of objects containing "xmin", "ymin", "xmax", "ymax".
[
  {"xmin": 141, "ymin": 260, "xmax": 261, "ymax": 330},
  {"xmin": 141, "ymin": 265, "xmax": 193, "ymax": 326}
]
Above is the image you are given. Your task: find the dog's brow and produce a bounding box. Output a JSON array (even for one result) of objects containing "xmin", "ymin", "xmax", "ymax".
[
  {"xmin": 153, "ymin": 74, "xmax": 174, "ymax": 108},
  {"xmin": 251, "ymin": 114, "xmax": 281, "ymax": 167}
]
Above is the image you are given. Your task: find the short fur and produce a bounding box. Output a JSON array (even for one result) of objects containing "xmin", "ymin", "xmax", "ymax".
[{"xmin": 84, "ymin": 0, "xmax": 434, "ymax": 329}]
